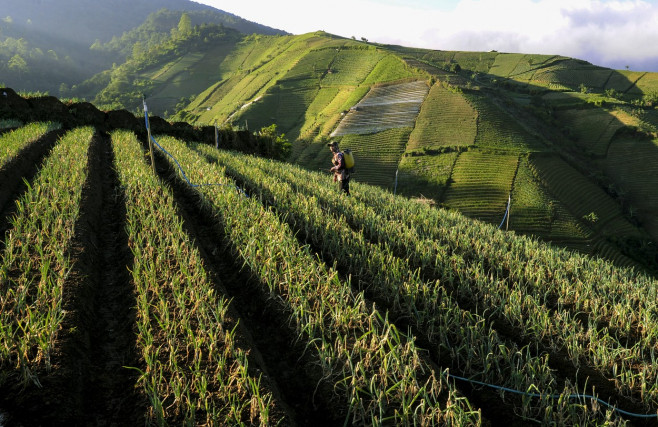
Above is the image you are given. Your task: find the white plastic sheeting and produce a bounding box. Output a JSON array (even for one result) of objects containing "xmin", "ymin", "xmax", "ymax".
[{"xmin": 331, "ymin": 80, "xmax": 429, "ymax": 136}]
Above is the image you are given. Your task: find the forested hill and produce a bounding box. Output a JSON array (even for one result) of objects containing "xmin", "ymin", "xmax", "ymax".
[
  {"xmin": 0, "ymin": 0, "xmax": 286, "ymax": 93},
  {"xmin": 2, "ymin": 0, "xmax": 285, "ymax": 45}
]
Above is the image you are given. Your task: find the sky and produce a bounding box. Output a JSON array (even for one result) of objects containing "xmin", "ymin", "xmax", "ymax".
[{"xmin": 195, "ymin": 0, "xmax": 658, "ymax": 72}]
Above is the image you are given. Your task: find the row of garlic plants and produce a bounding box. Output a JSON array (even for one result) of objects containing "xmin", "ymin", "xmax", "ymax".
[
  {"xmin": 110, "ymin": 130, "xmax": 276, "ymax": 425},
  {"xmin": 353, "ymin": 175, "xmax": 658, "ymax": 409},
  {"xmin": 0, "ymin": 127, "xmax": 93, "ymax": 387},
  {"xmin": 232, "ymin": 149, "xmax": 658, "ymax": 413},
  {"xmin": 192, "ymin": 143, "xmax": 620, "ymax": 425},
  {"xmin": 0, "ymin": 121, "xmax": 61, "ymax": 169},
  {"xmin": 154, "ymin": 135, "xmax": 481, "ymax": 426}
]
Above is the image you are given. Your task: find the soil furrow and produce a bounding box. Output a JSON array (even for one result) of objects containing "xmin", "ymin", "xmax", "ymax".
[
  {"xmin": 81, "ymin": 131, "xmax": 144, "ymax": 425},
  {"xmin": 0, "ymin": 131, "xmax": 145, "ymax": 425}
]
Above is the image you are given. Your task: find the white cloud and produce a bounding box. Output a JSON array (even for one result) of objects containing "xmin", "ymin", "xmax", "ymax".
[{"xmin": 199, "ymin": 0, "xmax": 658, "ymax": 71}]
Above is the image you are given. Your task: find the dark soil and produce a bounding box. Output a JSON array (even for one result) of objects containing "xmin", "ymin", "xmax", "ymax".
[
  {"xmin": 0, "ymin": 131, "xmax": 145, "ymax": 426},
  {"xmin": 78, "ymin": 132, "xmax": 144, "ymax": 425}
]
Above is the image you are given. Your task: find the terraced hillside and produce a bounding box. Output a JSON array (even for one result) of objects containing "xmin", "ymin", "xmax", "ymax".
[
  {"xmin": 2, "ymin": 94, "xmax": 658, "ymax": 424},
  {"xmin": 406, "ymin": 83, "xmax": 477, "ymax": 151},
  {"xmin": 20, "ymin": 23, "xmax": 658, "ymax": 269}
]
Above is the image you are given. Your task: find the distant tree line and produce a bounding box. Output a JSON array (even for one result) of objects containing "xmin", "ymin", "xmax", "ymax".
[
  {"xmin": 79, "ymin": 14, "xmax": 240, "ymax": 110},
  {"xmin": 0, "ymin": 17, "xmax": 93, "ymax": 92}
]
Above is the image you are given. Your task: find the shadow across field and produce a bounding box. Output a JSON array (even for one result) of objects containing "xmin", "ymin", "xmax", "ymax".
[
  {"xmin": 147, "ymin": 136, "xmax": 342, "ymax": 426},
  {"xmin": 0, "ymin": 131, "xmax": 144, "ymax": 425}
]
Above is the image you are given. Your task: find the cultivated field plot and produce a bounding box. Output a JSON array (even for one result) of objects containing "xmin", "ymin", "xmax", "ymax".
[
  {"xmin": 320, "ymin": 48, "xmax": 383, "ymax": 86},
  {"xmin": 193, "ymin": 34, "xmax": 322, "ymax": 123},
  {"xmin": 1, "ymin": 125, "xmax": 658, "ymax": 426},
  {"xmin": 331, "ymin": 80, "xmax": 429, "ymax": 136},
  {"xmin": 145, "ymin": 52, "xmax": 206, "ymax": 83},
  {"xmin": 238, "ymin": 86, "xmax": 319, "ymax": 132},
  {"xmin": 338, "ymin": 127, "xmax": 411, "ymax": 189},
  {"xmin": 531, "ymin": 60, "xmax": 613, "ymax": 91},
  {"xmin": 600, "ymin": 136, "xmax": 658, "ymax": 240},
  {"xmin": 487, "ymin": 53, "xmax": 537, "ymax": 80},
  {"xmin": 632, "ymin": 72, "xmax": 658, "ymax": 95},
  {"xmin": 541, "ymin": 91, "xmax": 591, "ymax": 109},
  {"xmin": 441, "ymin": 151, "xmax": 519, "ymax": 224},
  {"xmin": 278, "ymin": 47, "xmax": 337, "ymax": 86},
  {"xmin": 464, "ymin": 93, "xmax": 545, "ymax": 152},
  {"xmin": 508, "ymin": 158, "xmax": 553, "ymax": 234},
  {"xmin": 406, "ymin": 83, "xmax": 477, "ymax": 151},
  {"xmin": 604, "ymin": 70, "xmax": 648, "ymax": 93},
  {"xmin": 362, "ymin": 54, "xmax": 420, "ymax": 85},
  {"xmin": 529, "ymin": 154, "xmax": 644, "ymax": 240},
  {"xmin": 0, "ymin": 122, "xmax": 63, "ymax": 214},
  {"xmin": 147, "ymin": 46, "xmax": 239, "ymax": 111},
  {"xmin": 407, "ymin": 49, "xmax": 497, "ymax": 74},
  {"xmin": 0, "ymin": 122, "xmax": 60, "ymax": 168},
  {"xmin": 555, "ymin": 108, "xmax": 638, "ymax": 156},
  {"xmin": 395, "ymin": 151, "xmax": 458, "ymax": 199},
  {"xmin": 509, "ymin": 158, "xmax": 591, "ymax": 245},
  {"xmin": 295, "ymin": 87, "xmax": 342, "ymax": 140}
]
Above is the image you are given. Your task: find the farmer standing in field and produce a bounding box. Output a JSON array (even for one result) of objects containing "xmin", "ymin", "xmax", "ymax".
[{"xmin": 328, "ymin": 141, "xmax": 350, "ymax": 195}]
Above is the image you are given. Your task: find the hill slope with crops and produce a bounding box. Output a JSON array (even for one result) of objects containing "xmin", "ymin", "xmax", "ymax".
[
  {"xmin": 4, "ymin": 0, "xmax": 658, "ymax": 273},
  {"xmin": 1, "ymin": 91, "xmax": 658, "ymax": 425},
  {"xmin": 134, "ymin": 30, "xmax": 658, "ymax": 272}
]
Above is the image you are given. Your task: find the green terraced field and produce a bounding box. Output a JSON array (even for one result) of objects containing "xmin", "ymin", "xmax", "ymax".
[
  {"xmin": 236, "ymin": 86, "xmax": 319, "ymax": 132},
  {"xmin": 395, "ymin": 151, "xmax": 458, "ymax": 200},
  {"xmin": 508, "ymin": 158, "xmax": 552, "ymax": 234},
  {"xmin": 442, "ymin": 151, "xmax": 519, "ymax": 223},
  {"xmin": 599, "ymin": 136, "xmax": 658, "ymax": 240},
  {"xmin": 362, "ymin": 54, "xmax": 419, "ymax": 85},
  {"xmin": 555, "ymin": 108, "xmax": 638, "ymax": 156},
  {"xmin": 321, "ymin": 48, "xmax": 383, "ymax": 86},
  {"xmin": 531, "ymin": 60, "xmax": 613, "ymax": 91},
  {"xmin": 465, "ymin": 93, "xmax": 545, "ymax": 152},
  {"xmin": 509, "ymin": 157, "xmax": 591, "ymax": 246},
  {"xmin": 407, "ymin": 83, "xmax": 477, "ymax": 150},
  {"xmin": 338, "ymin": 127, "xmax": 411, "ymax": 189},
  {"xmin": 60, "ymin": 25, "xmax": 658, "ymax": 275},
  {"xmin": 632, "ymin": 72, "xmax": 658, "ymax": 95},
  {"xmin": 529, "ymin": 154, "xmax": 642, "ymax": 239}
]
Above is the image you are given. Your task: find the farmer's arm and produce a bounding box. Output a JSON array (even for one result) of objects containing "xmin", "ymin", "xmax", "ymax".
[{"xmin": 330, "ymin": 153, "xmax": 344, "ymax": 172}]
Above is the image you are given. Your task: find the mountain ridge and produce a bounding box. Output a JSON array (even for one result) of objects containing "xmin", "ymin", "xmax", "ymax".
[{"xmin": 2, "ymin": 2, "xmax": 658, "ymax": 272}]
